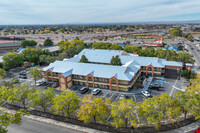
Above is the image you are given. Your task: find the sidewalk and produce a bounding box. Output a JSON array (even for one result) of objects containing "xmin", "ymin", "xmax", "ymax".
[
  {"xmin": 161, "ymin": 119, "xmax": 200, "ymax": 133},
  {"xmin": 0, "ymin": 107, "xmax": 108, "ymax": 133}
]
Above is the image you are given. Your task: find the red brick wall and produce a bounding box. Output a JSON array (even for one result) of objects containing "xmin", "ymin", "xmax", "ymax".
[
  {"xmin": 146, "ymin": 65, "xmax": 154, "ymax": 76},
  {"xmin": 109, "ymin": 77, "xmax": 118, "ymax": 91},
  {"xmin": 86, "ymin": 74, "xmax": 94, "ymax": 87}
]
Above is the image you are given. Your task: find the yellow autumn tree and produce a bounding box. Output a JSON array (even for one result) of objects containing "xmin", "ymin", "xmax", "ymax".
[
  {"xmin": 78, "ymin": 94, "xmax": 110, "ymax": 123},
  {"xmin": 111, "ymin": 98, "xmax": 137, "ymax": 128}
]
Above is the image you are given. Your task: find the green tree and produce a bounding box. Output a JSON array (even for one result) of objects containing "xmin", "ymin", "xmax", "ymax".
[
  {"xmin": 0, "ymin": 86, "xmax": 29, "ymax": 132},
  {"xmin": 185, "ymin": 77, "xmax": 200, "ymax": 119},
  {"xmin": 0, "ymin": 109, "xmax": 27, "ymax": 133},
  {"xmin": 124, "ymin": 46, "xmax": 141, "ymax": 54},
  {"xmin": 174, "ymin": 91, "xmax": 190, "ymax": 120},
  {"xmin": 181, "ymin": 70, "xmax": 195, "ymax": 79},
  {"xmin": 58, "ymin": 39, "xmax": 85, "ymax": 52},
  {"xmin": 79, "ymin": 55, "xmax": 89, "ymax": 63},
  {"xmin": 2, "ymin": 78, "xmax": 19, "ymax": 88},
  {"xmin": 58, "ymin": 47, "xmax": 83, "ymax": 60},
  {"xmin": 110, "ymin": 55, "xmax": 122, "ymax": 66},
  {"xmin": 154, "ymin": 48, "xmax": 167, "ymax": 58},
  {"xmin": 140, "ymin": 48, "xmax": 155, "ymax": 57},
  {"xmin": 20, "ymin": 40, "xmax": 37, "ymax": 48},
  {"xmin": 3, "ymin": 53, "xmax": 23, "ymax": 69},
  {"xmin": 177, "ymin": 52, "xmax": 194, "ymax": 66},
  {"xmin": 51, "ymin": 91, "xmax": 80, "ymax": 118},
  {"xmin": 12, "ymin": 83, "xmax": 32, "ymax": 109},
  {"xmin": 78, "ymin": 95, "xmax": 110, "ymax": 123},
  {"xmin": 70, "ymin": 39, "xmax": 85, "ymax": 48},
  {"xmin": 181, "ymin": 70, "xmax": 190, "ymax": 79},
  {"xmin": 39, "ymin": 55, "xmax": 57, "ymax": 64},
  {"xmin": 137, "ymin": 94, "xmax": 181, "ymax": 130},
  {"xmin": 29, "ymin": 66, "xmax": 43, "ymax": 84},
  {"xmin": 185, "ymin": 34, "xmax": 194, "ymax": 40},
  {"xmin": 43, "ymin": 38, "xmax": 53, "ymax": 46},
  {"xmin": 0, "ymin": 86, "xmax": 14, "ymax": 104},
  {"xmin": 169, "ymin": 28, "xmax": 182, "ymax": 37},
  {"xmin": 58, "ymin": 40, "xmax": 70, "ymax": 52},
  {"xmin": 28, "ymin": 87, "xmax": 55, "ymax": 112},
  {"xmin": 111, "ymin": 98, "xmax": 137, "ymax": 128},
  {"xmin": 92, "ymin": 42, "xmax": 111, "ymax": 49},
  {"xmin": 109, "ymin": 44, "xmax": 123, "ymax": 50},
  {"xmin": 0, "ymin": 68, "xmax": 6, "ymax": 79},
  {"xmin": 21, "ymin": 48, "xmax": 51, "ymax": 63}
]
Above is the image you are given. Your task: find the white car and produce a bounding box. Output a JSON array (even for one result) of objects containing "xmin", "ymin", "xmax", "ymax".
[
  {"xmin": 36, "ymin": 79, "xmax": 45, "ymax": 86},
  {"xmin": 92, "ymin": 88, "xmax": 101, "ymax": 95},
  {"xmin": 141, "ymin": 91, "xmax": 151, "ymax": 97}
]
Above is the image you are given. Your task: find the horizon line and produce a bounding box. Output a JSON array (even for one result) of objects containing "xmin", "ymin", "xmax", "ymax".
[{"xmin": 0, "ymin": 20, "xmax": 200, "ymax": 26}]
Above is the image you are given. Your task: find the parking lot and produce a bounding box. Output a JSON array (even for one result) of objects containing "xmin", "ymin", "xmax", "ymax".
[
  {"xmin": 68, "ymin": 76, "xmax": 190, "ymax": 103},
  {"xmin": 4, "ymin": 67, "xmax": 190, "ymax": 103}
]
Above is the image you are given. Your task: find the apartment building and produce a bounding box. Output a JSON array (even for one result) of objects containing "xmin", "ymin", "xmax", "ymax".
[{"xmin": 43, "ymin": 49, "xmax": 185, "ymax": 91}]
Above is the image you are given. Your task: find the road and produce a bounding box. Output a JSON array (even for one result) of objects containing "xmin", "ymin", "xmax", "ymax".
[
  {"xmin": 191, "ymin": 43, "xmax": 200, "ymax": 65},
  {"xmin": 8, "ymin": 117, "xmax": 82, "ymax": 133},
  {"xmin": 186, "ymin": 42, "xmax": 200, "ymax": 66}
]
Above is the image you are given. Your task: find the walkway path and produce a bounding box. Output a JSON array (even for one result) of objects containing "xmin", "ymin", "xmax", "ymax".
[{"xmin": 161, "ymin": 119, "xmax": 200, "ymax": 133}]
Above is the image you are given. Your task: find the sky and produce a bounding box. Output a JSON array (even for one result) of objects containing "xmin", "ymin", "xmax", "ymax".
[{"xmin": 0, "ymin": 0, "xmax": 200, "ymax": 25}]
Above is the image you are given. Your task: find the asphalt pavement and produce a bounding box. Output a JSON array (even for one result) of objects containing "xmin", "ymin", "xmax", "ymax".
[{"xmin": 8, "ymin": 117, "xmax": 81, "ymax": 133}]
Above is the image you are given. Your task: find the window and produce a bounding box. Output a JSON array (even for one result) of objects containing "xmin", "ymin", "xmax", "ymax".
[{"xmin": 148, "ymin": 67, "xmax": 152, "ymax": 71}]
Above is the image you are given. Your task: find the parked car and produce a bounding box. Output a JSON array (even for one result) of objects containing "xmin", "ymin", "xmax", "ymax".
[
  {"xmin": 92, "ymin": 88, "xmax": 101, "ymax": 95},
  {"xmin": 141, "ymin": 91, "xmax": 151, "ymax": 97},
  {"xmin": 52, "ymin": 82, "xmax": 59, "ymax": 88},
  {"xmin": 19, "ymin": 72, "xmax": 27, "ymax": 76},
  {"xmin": 150, "ymin": 82, "xmax": 161, "ymax": 87},
  {"xmin": 36, "ymin": 79, "xmax": 45, "ymax": 86},
  {"xmin": 19, "ymin": 70, "xmax": 28, "ymax": 75},
  {"xmin": 119, "ymin": 94, "xmax": 128, "ymax": 100},
  {"xmin": 79, "ymin": 87, "xmax": 89, "ymax": 94},
  {"xmin": 149, "ymin": 83, "xmax": 160, "ymax": 90},
  {"xmin": 11, "ymin": 78, "xmax": 22, "ymax": 83},
  {"xmin": 19, "ymin": 75, "xmax": 27, "ymax": 79},
  {"xmin": 195, "ymin": 126, "xmax": 200, "ymax": 133}
]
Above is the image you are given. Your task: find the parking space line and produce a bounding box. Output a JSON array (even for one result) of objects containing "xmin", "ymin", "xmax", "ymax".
[
  {"xmin": 99, "ymin": 92, "xmax": 106, "ymax": 98},
  {"xmin": 115, "ymin": 95, "xmax": 120, "ymax": 101},
  {"xmin": 133, "ymin": 95, "xmax": 137, "ymax": 102},
  {"xmin": 74, "ymin": 89, "xmax": 79, "ymax": 93},
  {"xmin": 170, "ymin": 77, "xmax": 178, "ymax": 97},
  {"xmin": 110, "ymin": 93, "xmax": 116, "ymax": 99},
  {"xmin": 103, "ymin": 93, "xmax": 107, "ymax": 99},
  {"xmin": 140, "ymin": 94, "xmax": 146, "ymax": 99},
  {"xmin": 103, "ymin": 93, "xmax": 111, "ymax": 99}
]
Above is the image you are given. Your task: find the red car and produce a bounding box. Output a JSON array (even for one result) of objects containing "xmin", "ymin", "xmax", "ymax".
[{"xmin": 195, "ymin": 127, "xmax": 200, "ymax": 133}]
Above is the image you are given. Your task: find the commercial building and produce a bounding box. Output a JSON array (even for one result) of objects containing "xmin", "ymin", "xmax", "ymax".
[
  {"xmin": 43, "ymin": 49, "xmax": 185, "ymax": 91},
  {"xmin": 42, "ymin": 45, "xmax": 59, "ymax": 56},
  {"xmin": 0, "ymin": 42, "xmax": 21, "ymax": 52},
  {"xmin": 142, "ymin": 38, "xmax": 164, "ymax": 48}
]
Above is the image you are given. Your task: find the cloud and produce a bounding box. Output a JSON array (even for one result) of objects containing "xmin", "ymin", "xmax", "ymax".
[{"xmin": 0, "ymin": 0, "xmax": 200, "ymax": 24}]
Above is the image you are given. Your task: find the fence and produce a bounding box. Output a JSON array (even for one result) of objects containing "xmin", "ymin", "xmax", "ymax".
[{"xmin": 4, "ymin": 103, "xmax": 197, "ymax": 133}]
